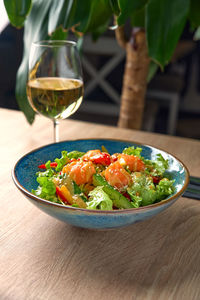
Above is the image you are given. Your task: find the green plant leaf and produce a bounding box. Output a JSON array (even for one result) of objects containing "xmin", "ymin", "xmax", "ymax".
[
  {"xmin": 147, "ymin": 61, "xmax": 158, "ymax": 82},
  {"xmin": 79, "ymin": 0, "xmax": 113, "ymax": 33},
  {"xmin": 16, "ymin": 0, "xmax": 53, "ymax": 124},
  {"xmin": 48, "ymin": 0, "xmax": 74, "ymax": 34},
  {"xmin": 146, "ymin": 0, "xmax": 190, "ymax": 68},
  {"xmin": 117, "ymin": 0, "xmax": 147, "ymax": 26},
  {"xmin": 76, "ymin": 36, "xmax": 84, "ymax": 54},
  {"xmin": 50, "ymin": 27, "xmax": 68, "ymax": 40},
  {"xmin": 91, "ymin": 20, "xmax": 111, "ymax": 41},
  {"xmin": 130, "ymin": 6, "xmax": 145, "ymax": 28},
  {"xmin": 109, "ymin": 0, "xmax": 121, "ymax": 16},
  {"xmin": 62, "ymin": 0, "xmax": 91, "ymax": 31},
  {"xmin": 3, "ymin": 0, "xmax": 32, "ymax": 27},
  {"xmin": 189, "ymin": 0, "xmax": 200, "ymax": 27},
  {"xmin": 49, "ymin": 0, "xmax": 113, "ymax": 35},
  {"xmin": 194, "ymin": 26, "xmax": 200, "ymax": 40}
]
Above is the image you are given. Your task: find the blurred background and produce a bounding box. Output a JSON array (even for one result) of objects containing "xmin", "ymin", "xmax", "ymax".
[{"xmin": 0, "ymin": 2, "xmax": 200, "ymax": 139}]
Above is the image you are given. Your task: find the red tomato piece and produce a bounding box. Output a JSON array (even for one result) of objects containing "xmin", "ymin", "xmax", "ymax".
[
  {"xmin": 38, "ymin": 162, "xmax": 58, "ymax": 169},
  {"xmin": 152, "ymin": 176, "xmax": 161, "ymax": 184},
  {"xmin": 90, "ymin": 152, "xmax": 111, "ymax": 166}
]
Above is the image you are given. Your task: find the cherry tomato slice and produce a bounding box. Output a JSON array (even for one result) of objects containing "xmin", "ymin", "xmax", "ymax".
[
  {"xmin": 90, "ymin": 153, "xmax": 111, "ymax": 166},
  {"xmin": 38, "ymin": 162, "xmax": 58, "ymax": 169}
]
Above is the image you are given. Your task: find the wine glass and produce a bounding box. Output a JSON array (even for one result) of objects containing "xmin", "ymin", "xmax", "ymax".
[{"xmin": 27, "ymin": 40, "xmax": 83, "ymax": 142}]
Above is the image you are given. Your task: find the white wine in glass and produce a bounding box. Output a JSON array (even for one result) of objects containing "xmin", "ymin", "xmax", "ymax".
[{"xmin": 27, "ymin": 40, "xmax": 83, "ymax": 142}]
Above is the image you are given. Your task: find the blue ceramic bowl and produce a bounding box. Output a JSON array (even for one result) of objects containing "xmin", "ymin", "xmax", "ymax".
[{"xmin": 12, "ymin": 139, "xmax": 189, "ymax": 229}]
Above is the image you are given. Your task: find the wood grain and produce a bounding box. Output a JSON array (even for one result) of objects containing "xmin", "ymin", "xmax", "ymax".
[{"xmin": 1, "ymin": 108, "xmax": 200, "ymax": 300}]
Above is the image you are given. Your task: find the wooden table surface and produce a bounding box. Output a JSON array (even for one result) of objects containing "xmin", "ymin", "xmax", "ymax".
[{"xmin": 1, "ymin": 108, "xmax": 200, "ymax": 300}]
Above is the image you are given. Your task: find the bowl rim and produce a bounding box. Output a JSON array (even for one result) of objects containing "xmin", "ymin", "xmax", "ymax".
[{"xmin": 12, "ymin": 138, "xmax": 190, "ymax": 214}]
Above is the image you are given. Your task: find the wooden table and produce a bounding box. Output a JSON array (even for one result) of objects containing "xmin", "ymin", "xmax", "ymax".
[{"xmin": 1, "ymin": 108, "xmax": 200, "ymax": 300}]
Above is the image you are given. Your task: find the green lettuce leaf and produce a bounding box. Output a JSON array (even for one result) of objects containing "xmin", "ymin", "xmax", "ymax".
[
  {"xmin": 127, "ymin": 173, "xmax": 157, "ymax": 206},
  {"xmin": 145, "ymin": 154, "xmax": 169, "ymax": 176},
  {"xmin": 67, "ymin": 151, "xmax": 85, "ymax": 160},
  {"xmin": 123, "ymin": 146, "xmax": 142, "ymax": 157},
  {"xmin": 55, "ymin": 150, "xmax": 85, "ymax": 172},
  {"xmin": 55, "ymin": 151, "xmax": 69, "ymax": 172},
  {"xmin": 32, "ymin": 176, "xmax": 58, "ymax": 202},
  {"xmin": 155, "ymin": 154, "xmax": 169, "ymax": 174},
  {"xmin": 156, "ymin": 178, "xmax": 175, "ymax": 200},
  {"xmin": 126, "ymin": 191, "xmax": 142, "ymax": 208},
  {"xmin": 87, "ymin": 186, "xmax": 113, "ymax": 210}
]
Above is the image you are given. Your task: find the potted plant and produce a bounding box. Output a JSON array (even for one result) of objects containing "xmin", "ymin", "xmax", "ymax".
[{"xmin": 3, "ymin": 0, "xmax": 200, "ymax": 129}]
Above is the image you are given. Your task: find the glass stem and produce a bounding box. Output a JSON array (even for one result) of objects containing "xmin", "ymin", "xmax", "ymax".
[{"xmin": 53, "ymin": 119, "xmax": 59, "ymax": 143}]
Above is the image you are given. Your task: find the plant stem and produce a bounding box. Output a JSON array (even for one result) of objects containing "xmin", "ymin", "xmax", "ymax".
[
  {"xmin": 53, "ymin": 119, "xmax": 59, "ymax": 143},
  {"xmin": 118, "ymin": 29, "xmax": 150, "ymax": 129}
]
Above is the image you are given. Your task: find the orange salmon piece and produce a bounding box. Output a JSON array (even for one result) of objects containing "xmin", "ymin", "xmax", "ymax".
[
  {"xmin": 118, "ymin": 154, "xmax": 145, "ymax": 172},
  {"xmin": 62, "ymin": 160, "xmax": 96, "ymax": 185},
  {"xmin": 82, "ymin": 150, "xmax": 101, "ymax": 160},
  {"xmin": 104, "ymin": 161, "xmax": 132, "ymax": 191}
]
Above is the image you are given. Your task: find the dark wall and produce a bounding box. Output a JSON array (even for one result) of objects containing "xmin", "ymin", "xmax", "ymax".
[{"xmin": 0, "ymin": 25, "xmax": 23, "ymax": 110}]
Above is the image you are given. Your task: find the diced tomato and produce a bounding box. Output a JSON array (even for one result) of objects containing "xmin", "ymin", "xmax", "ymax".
[
  {"xmin": 152, "ymin": 176, "xmax": 161, "ymax": 184},
  {"xmin": 90, "ymin": 152, "xmax": 111, "ymax": 166},
  {"xmin": 38, "ymin": 162, "xmax": 58, "ymax": 169},
  {"xmin": 49, "ymin": 162, "xmax": 58, "ymax": 168},
  {"xmin": 111, "ymin": 154, "xmax": 118, "ymax": 163},
  {"xmin": 69, "ymin": 158, "xmax": 76, "ymax": 163},
  {"xmin": 38, "ymin": 164, "xmax": 46, "ymax": 169},
  {"xmin": 122, "ymin": 192, "xmax": 131, "ymax": 201},
  {"xmin": 82, "ymin": 150, "xmax": 111, "ymax": 166}
]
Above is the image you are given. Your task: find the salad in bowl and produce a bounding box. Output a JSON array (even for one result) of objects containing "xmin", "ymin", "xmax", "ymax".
[
  {"xmin": 12, "ymin": 139, "xmax": 189, "ymax": 229},
  {"xmin": 32, "ymin": 145, "xmax": 175, "ymax": 210}
]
